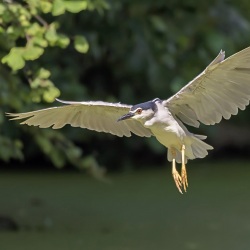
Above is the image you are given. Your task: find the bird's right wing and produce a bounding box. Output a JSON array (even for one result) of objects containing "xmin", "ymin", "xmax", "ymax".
[
  {"xmin": 163, "ymin": 46, "xmax": 250, "ymax": 127},
  {"xmin": 6, "ymin": 99, "xmax": 152, "ymax": 137}
]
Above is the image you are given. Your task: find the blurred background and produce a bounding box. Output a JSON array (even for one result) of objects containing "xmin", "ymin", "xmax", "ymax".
[{"xmin": 1, "ymin": 0, "xmax": 250, "ymax": 249}]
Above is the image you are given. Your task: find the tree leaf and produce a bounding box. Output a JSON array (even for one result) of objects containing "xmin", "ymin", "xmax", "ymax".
[
  {"xmin": 45, "ymin": 25, "xmax": 58, "ymax": 45},
  {"xmin": 40, "ymin": 0, "xmax": 52, "ymax": 13},
  {"xmin": 52, "ymin": 0, "xmax": 66, "ymax": 16},
  {"xmin": 74, "ymin": 35, "xmax": 89, "ymax": 53},
  {"xmin": 26, "ymin": 23, "xmax": 43, "ymax": 36},
  {"xmin": 1, "ymin": 48, "xmax": 25, "ymax": 70},
  {"xmin": 56, "ymin": 34, "xmax": 70, "ymax": 48},
  {"xmin": 37, "ymin": 68, "xmax": 51, "ymax": 79},
  {"xmin": 32, "ymin": 37, "xmax": 48, "ymax": 47},
  {"xmin": 64, "ymin": 1, "xmax": 88, "ymax": 13},
  {"xmin": 6, "ymin": 25, "xmax": 24, "ymax": 40},
  {"xmin": 23, "ymin": 45, "xmax": 44, "ymax": 60},
  {"xmin": 0, "ymin": 4, "xmax": 6, "ymax": 15},
  {"xmin": 43, "ymin": 86, "xmax": 60, "ymax": 103}
]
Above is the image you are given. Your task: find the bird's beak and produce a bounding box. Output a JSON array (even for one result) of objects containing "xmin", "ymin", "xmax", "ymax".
[{"xmin": 117, "ymin": 112, "xmax": 134, "ymax": 122}]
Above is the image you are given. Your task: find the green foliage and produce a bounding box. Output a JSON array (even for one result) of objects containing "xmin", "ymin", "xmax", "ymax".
[
  {"xmin": 74, "ymin": 35, "xmax": 89, "ymax": 53},
  {"xmin": 1, "ymin": 0, "xmax": 250, "ymax": 170},
  {"xmin": 0, "ymin": 0, "xmax": 109, "ymax": 174},
  {"xmin": 2, "ymin": 47, "xmax": 25, "ymax": 70},
  {"xmin": 0, "ymin": 136, "xmax": 23, "ymax": 162},
  {"xmin": 1, "ymin": 1, "xmax": 95, "ymax": 72}
]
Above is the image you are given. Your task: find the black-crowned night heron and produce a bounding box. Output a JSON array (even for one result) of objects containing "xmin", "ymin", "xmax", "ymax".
[{"xmin": 7, "ymin": 46, "xmax": 250, "ymax": 193}]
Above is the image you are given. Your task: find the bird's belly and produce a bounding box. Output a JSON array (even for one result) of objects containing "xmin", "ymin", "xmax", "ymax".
[{"xmin": 151, "ymin": 126, "xmax": 184, "ymax": 149}]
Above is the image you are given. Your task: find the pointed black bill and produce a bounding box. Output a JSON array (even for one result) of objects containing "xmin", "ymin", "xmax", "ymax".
[{"xmin": 117, "ymin": 112, "xmax": 134, "ymax": 122}]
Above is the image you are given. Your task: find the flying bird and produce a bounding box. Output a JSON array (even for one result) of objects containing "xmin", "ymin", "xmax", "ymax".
[{"xmin": 7, "ymin": 46, "xmax": 250, "ymax": 193}]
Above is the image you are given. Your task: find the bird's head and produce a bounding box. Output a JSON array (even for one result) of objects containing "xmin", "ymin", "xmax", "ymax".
[{"xmin": 118, "ymin": 98, "xmax": 161, "ymax": 122}]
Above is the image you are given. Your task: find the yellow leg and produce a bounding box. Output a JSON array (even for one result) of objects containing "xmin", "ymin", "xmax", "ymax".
[
  {"xmin": 171, "ymin": 149, "xmax": 183, "ymax": 194},
  {"xmin": 181, "ymin": 145, "xmax": 188, "ymax": 192}
]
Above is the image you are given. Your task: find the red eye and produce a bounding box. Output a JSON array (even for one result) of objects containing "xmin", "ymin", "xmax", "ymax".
[{"xmin": 137, "ymin": 108, "xmax": 142, "ymax": 114}]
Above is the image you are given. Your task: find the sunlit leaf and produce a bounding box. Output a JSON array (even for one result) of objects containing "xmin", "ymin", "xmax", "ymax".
[
  {"xmin": 43, "ymin": 86, "xmax": 60, "ymax": 102},
  {"xmin": 37, "ymin": 68, "xmax": 51, "ymax": 79},
  {"xmin": 30, "ymin": 78, "xmax": 41, "ymax": 88},
  {"xmin": 56, "ymin": 34, "xmax": 70, "ymax": 48},
  {"xmin": 0, "ymin": 4, "xmax": 6, "ymax": 15},
  {"xmin": 1, "ymin": 48, "xmax": 25, "ymax": 70},
  {"xmin": 45, "ymin": 25, "xmax": 58, "ymax": 45},
  {"xmin": 33, "ymin": 37, "xmax": 48, "ymax": 47},
  {"xmin": 6, "ymin": 25, "xmax": 24, "ymax": 39},
  {"xmin": 52, "ymin": 0, "xmax": 66, "ymax": 16},
  {"xmin": 23, "ymin": 45, "xmax": 44, "ymax": 60},
  {"xmin": 26, "ymin": 23, "xmax": 43, "ymax": 36},
  {"xmin": 64, "ymin": 1, "xmax": 88, "ymax": 13},
  {"xmin": 74, "ymin": 35, "xmax": 89, "ymax": 53},
  {"xmin": 19, "ymin": 14, "xmax": 30, "ymax": 27},
  {"xmin": 40, "ymin": 0, "xmax": 52, "ymax": 13}
]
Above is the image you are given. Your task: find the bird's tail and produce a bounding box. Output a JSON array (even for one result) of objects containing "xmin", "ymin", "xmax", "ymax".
[
  {"xmin": 189, "ymin": 134, "xmax": 214, "ymax": 159},
  {"xmin": 167, "ymin": 134, "xmax": 213, "ymax": 163}
]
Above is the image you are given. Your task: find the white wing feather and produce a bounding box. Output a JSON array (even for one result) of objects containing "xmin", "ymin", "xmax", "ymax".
[
  {"xmin": 164, "ymin": 46, "xmax": 250, "ymax": 127},
  {"xmin": 6, "ymin": 99, "xmax": 152, "ymax": 138}
]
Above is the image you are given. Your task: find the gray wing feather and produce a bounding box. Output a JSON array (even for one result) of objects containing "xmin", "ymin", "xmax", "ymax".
[
  {"xmin": 164, "ymin": 46, "xmax": 250, "ymax": 127},
  {"xmin": 7, "ymin": 100, "xmax": 152, "ymax": 138}
]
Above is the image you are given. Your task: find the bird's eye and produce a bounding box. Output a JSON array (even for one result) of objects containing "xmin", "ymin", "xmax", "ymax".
[{"xmin": 137, "ymin": 108, "xmax": 142, "ymax": 114}]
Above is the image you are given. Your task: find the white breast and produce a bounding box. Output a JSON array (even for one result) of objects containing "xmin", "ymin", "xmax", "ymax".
[{"xmin": 144, "ymin": 103, "xmax": 187, "ymax": 149}]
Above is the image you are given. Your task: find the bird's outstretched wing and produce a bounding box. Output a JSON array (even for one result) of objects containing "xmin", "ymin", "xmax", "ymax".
[
  {"xmin": 163, "ymin": 46, "xmax": 250, "ymax": 127},
  {"xmin": 6, "ymin": 99, "xmax": 152, "ymax": 137}
]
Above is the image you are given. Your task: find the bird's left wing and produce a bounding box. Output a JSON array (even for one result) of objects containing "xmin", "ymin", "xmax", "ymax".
[
  {"xmin": 163, "ymin": 46, "xmax": 250, "ymax": 127},
  {"xmin": 6, "ymin": 99, "xmax": 152, "ymax": 137}
]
